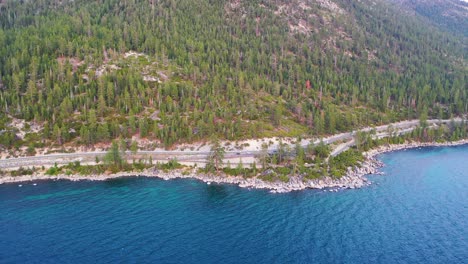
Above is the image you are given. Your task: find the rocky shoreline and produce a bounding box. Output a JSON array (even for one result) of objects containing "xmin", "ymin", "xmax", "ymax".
[
  {"xmin": 0, "ymin": 167, "xmax": 372, "ymax": 193},
  {"xmin": 1, "ymin": 139, "xmax": 466, "ymax": 193},
  {"xmin": 364, "ymin": 139, "xmax": 468, "ymax": 158}
]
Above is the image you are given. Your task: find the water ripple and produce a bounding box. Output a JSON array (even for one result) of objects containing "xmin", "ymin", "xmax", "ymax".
[{"xmin": 1, "ymin": 146, "xmax": 468, "ymax": 263}]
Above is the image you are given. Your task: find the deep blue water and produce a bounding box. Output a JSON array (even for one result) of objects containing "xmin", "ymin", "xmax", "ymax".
[{"xmin": 0, "ymin": 146, "xmax": 467, "ymax": 264}]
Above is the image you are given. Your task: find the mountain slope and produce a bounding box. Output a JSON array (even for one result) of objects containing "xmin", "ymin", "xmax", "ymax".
[
  {"xmin": 388, "ymin": 0, "xmax": 468, "ymax": 36},
  {"xmin": 0, "ymin": 0, "xmax": 466, "ymax": 150}
]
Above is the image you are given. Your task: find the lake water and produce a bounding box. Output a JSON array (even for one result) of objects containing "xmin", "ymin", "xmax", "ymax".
[{"xmin": 0, "ymin": 145, "xmax": 467, "ymax": 263}]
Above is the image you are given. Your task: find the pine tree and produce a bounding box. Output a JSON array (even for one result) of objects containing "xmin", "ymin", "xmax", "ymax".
[
  {"xmin": 207, "ymin": 137, "xmax": 225, "ymax": 172},
  {"xmin": 104, "ymin": 141, "xmax": 124, "ymax": 168}
]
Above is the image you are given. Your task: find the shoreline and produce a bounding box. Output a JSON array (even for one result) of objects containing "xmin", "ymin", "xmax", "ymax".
[
  {"xmin": 1, "ymin": 139, "xmax": 467, "ymax": 193},
  {"xmin": 364, "ymin": 139, "xmax": 468, "ymax": 158},
  {"xmin": 0, "ymin": 167, "xmax": 372, "ymax": 193},
  {"xmin": 359, "ymin": 138, "xmax": 468, "ymax": 179}
]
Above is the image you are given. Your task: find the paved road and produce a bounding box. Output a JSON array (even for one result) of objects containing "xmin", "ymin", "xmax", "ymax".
[
  {"xmin": 329, "ymin": 118, "xmax": 464, "ymax": 156},
  {"xmin": 0, "ymin": 118, "xmax": 463, "ymax": 169}
]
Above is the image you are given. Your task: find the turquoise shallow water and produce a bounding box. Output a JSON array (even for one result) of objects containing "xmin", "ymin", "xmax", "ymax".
[{"xmin": 0, "ymin": 145, "xmax": 467, "ymax": 263}]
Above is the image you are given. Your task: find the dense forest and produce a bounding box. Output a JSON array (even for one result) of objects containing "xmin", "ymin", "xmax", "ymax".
[
  {"xmin": 0, "ymin": 0, "xmax": 466, "ymax": 150},
  {"xmin": 389, "ymin": 0, "xmax": 468, "ymax": 37}
]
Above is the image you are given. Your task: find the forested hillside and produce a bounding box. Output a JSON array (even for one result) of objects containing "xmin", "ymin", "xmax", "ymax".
[
  {"xmin": 389, "ymin": 0, "xmax": 468, "ymax": 36},
  {"xmin": 0, "ymin": 0, "xmax": 466, "ymax": 150}
]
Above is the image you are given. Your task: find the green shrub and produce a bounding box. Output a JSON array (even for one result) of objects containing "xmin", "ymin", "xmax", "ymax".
[
  {"xmin": 10, "ymin": 167, "xmax": 35, "ymax": 176},
  {"xmin": 278, "ymin": 174, "xmax": 289, "ymax": 183},
  {"xmin": 46, "ymin": 166, "xmax": 61, "ymax": 175},
  {"xmin": 159, "ymin": 159, "xmax": 182, "ymax": 170}
]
